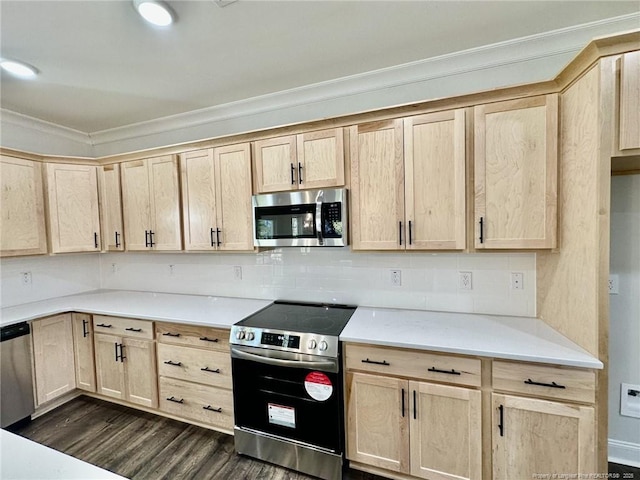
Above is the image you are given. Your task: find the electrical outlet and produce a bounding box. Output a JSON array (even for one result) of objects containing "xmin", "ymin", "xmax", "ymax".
[
  {"xmin": 621, "ymin": 383, "xmax": 640, "ymax": 418},
  {"xmin": 390, "ymin": 270, "xmax": 402, "ymax": 286},
  {"xmin": 168, "ymin": 264, "xmax": 175, "ymax": 276},
  {"xmin": 21, "ymin": 271, "xmax": 32, "ymax": 285},
  {"xmin": 111, "ymin": 263, "xmax": 118, "ymax": 274},
  {"xmin": 234, "ymin": 266, "xmax": 243, "ymax": 280},
  {"xmin": 609, "ymin": 274, "xmax": 619, "ymax": 295},
  {"xmin": 459, "ymin": 271, "xmax": 472, "ymax": 290},
  {"xmin": 511, "ymin": 272, "xmax": 524, "ymax": 290}
]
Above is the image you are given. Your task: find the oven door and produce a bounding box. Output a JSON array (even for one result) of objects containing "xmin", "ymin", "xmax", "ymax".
[{"xmin": 231, "ymin": 345, "xmax": 343, "ymax": 453}]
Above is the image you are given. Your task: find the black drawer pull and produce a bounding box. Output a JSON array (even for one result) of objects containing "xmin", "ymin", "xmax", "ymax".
[
  {"xmin": 125, "ymin": 327, "xmax": 142, "ymax": 332},
  {"xmin": 166, "ymin": 396, "xmax": 184, "ymax": 404},
  {"xmin": 362, "ymin": 358, "xmax": 390, "ymax": 366},
  {"xmin": 199, "ymin": 337, "xmax": 219, "ymax": 343},
  {"xmin": 162, "ymin": 332, "xmax": 181, "ymax": 337},
  {"xmin": 203, "ymin": 405, "xmax": 222, "ymax": 413},
  {"xmin": 428, "ymin": 367, "xmax": 461, "ymax": 376},
  {"xmin": 164, "ymin": 360, "xmax": 182, "ymax": 367},
  {"xmin": 524, "ymin": 379, "xmax": 566, "ymax": 389},
  {"xmin": 201, "ymin": 367, "xmax": 220, "ymax": 373},
  {"xmin": 97, "ymin": 323, "xmax": 112, "ymax": 328}
]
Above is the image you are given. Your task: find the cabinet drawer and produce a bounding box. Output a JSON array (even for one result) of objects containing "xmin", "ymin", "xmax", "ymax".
[
  {"xmin": 159, "ymin": 377, "xmax": 233, "ymax": 431},
  {"xmin": 156, "ymin": 322, "xmax": 229, "ymax": 352},
  {"xmin": 157, "ymin": 343, "xmax": 231, "ymax": 388},
  {"xmin": 93, "ymin": 315, "xmax": 153, "ymax": 339},
  {"xmin": 492, "ymin": 361, "xmax": 596, "ymax": 404},
  {"xmin": 345, "ymin": 343, "xmax": 481, "ymax": 387}
]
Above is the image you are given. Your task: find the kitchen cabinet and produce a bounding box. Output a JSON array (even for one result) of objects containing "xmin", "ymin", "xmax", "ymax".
[
  {"xmin": 98, "ymin": 164, "xmax": 124, "ymax": 251},
  {"xmin": 94, "ymin": 316, "xmax": 157, "ymax": 408},
  {"xmin": 350, "ymin": 111, "xmax": 466, "ymax": 251},
  {"xmin": 345, "ymin": 343, "xmax": 482, "ymax": 480},
  {"xmin": 180, "ymin": 143, "xmax": 253, "ymax": 251},
  {"xmin": 121, "ymin": 155, "xmax": 181, "ymax": 251},
  {"xmin": 72, "ymin": 313, "xmax": 96, "ymax": 392},
  {"xmin": 0, "ymin": 155, "xmax": 47, "ymax": 257},
  {"xmin": 44, "ymin": 163, "xmax": 101, "ymax": 253},
  {"xmin": 474, "ymin": 94, "xmax": 558, "ymax": 249},
  {"xmin": 32, "ymin": 314, "xmax": 76, "ymax": 406},
  {"xmin": 618, "ymin": 51, "xmax": 640, "ymax": 152},
  {"xmin": 253, "ymin": 128, "xmax": 344, "ymax": 193}
]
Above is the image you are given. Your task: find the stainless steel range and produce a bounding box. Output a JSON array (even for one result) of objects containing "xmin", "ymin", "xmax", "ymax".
[{"xmin": 230, "ymin": 301, "xmax": 356, "ymax": 480}]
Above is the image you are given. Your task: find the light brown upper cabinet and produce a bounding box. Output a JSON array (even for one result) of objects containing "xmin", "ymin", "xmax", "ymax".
[
  {"xmin": 180, "ymin": 143, "xmax": 253, "ymax": 251},
  {"xmin": 45, "ymin": 163, "xmax": 101, "ymax": 253},
  {"xmin": 474, "ymin": 94, "xmax": 558, "ymax": 249},
  {"xmin": 98, "ymin": 164, "xmax": 124, "ymax": 251},
  {"xmin": 121, "ymin": 155, "xmax": 182, "ymax": 251},
  {"xmin": 0, "ymin": 155, "xmax": 47, "ymax": 257},
  {"xmin": 253, "ymin": 128, "xmax": 345, "ymax": 193},
  {"xmin": 619, "ymin": 51, "xmax": 640, "ymax": 152},
  {"xmin": 350, "ymin": 111, "xmax": 466, "ymax": 251}
]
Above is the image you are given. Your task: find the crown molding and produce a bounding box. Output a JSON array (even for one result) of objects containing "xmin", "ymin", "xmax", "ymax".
[{"xmin": 0, "ymin": 109, "xmax": 90, "ymax": 144}]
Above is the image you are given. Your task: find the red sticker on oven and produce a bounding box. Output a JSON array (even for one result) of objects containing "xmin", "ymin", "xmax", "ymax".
[{"xmin": 304, "ymin": 371, "xmax": 333, "ymax": 401}]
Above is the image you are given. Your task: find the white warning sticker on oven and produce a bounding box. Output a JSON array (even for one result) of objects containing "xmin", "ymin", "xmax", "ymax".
[
  {"xmin": 304, "ymin": 371, "xmax": 333, "ymax": 401},
  {"xmin": 268, "ymin": 403, "xmax": 295, "ymax": 428}
]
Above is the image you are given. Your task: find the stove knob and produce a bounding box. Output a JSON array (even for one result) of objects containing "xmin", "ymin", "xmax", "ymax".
[
  {"xmin": 236, "ymin": 330, "xmax": 245, "ymax": 340},
  {"xmin": 319, "ymin": 340, "xmax": 328, "ymax": 352},
  {"xmin": 307, "ymin": 339, "xmax": 317, "ymax": 350},
  {"xmin": 246, "ymin": 331, "xmax": 255, "ymax": 341}
]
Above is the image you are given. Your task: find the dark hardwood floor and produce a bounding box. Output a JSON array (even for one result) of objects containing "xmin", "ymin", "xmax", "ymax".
[
  {"xmin": 8, "ymin": 396, "xmax": 640, "ymax": 480},
  {"xmin": 8, "ymin": 396, "xmax": 385, "ymax": 480}
]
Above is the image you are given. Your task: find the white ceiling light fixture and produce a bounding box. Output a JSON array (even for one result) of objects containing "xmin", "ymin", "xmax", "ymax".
[
  {"xmin": 0, "ymin": 59, "xmax": 38, "ymax": 79},
  {"xmin": 133, "ymin": 0, "xmax": 175, "ymax": 27}
]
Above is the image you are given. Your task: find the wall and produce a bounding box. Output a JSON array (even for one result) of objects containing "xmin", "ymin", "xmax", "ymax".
[
  {"xmin": 608, "ymin": 174, "xmax": 640, "ymax": 467},
  {"xmin": 100, "ymin": 250, "xmax": 535, "ymax": 317}
]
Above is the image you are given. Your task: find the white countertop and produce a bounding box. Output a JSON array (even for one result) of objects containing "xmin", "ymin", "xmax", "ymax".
[
  {"xmin": 340, "ymin": 307, "xmax": 603, "ymax": 369},
  {"xmin": 0, "ymin": 290, "xmax": 272, "ymax": 329},
  {"xmin": 0, "ymin": 430, "xmax": 127, "ymax": 480}
]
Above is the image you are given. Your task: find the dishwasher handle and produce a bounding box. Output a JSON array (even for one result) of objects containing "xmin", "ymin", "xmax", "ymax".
[{"xmin": 1, "ymin": 322, "xmax": 30, "ymax": 342}]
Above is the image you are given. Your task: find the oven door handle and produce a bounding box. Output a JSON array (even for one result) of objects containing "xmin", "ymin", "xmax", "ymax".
[{"xmin": 231, "ymin": 346, "xmax": 337, "ymax": 372}]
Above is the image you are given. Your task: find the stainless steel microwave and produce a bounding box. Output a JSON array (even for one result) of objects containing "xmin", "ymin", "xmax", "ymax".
[{"xmin": 252, "ymin": 188, "xmax": 348, "ymax": 247}]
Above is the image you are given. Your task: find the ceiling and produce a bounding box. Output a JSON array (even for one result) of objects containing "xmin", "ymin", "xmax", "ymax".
[{"xmin": 1, "ymin": 1, "xmax": 639, "ymax": 134}]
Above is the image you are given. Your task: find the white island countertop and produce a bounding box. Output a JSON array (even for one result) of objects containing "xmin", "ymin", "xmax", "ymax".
[
  {"xmin": 0, "ymin": 290, "xmax": 272, "ymax": 329},
  {"xmin": 341, "ymin": 307, "xmax": 603, "ymax": 369}
]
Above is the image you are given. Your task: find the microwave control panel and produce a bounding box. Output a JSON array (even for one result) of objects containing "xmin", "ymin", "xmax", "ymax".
[{"xmin": 321, "ymin": 202, "xmax": 343, "ymax": 238}]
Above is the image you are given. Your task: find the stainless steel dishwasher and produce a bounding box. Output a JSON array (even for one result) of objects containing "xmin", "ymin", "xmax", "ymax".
[{"xmin": 1, "ymin": 322, "xmax": 35, "ymax": 428}]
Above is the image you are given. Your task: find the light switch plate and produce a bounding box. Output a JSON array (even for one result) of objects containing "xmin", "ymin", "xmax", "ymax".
[{"xmin": 621, "ymin": 383, "xmax": 640, "ymax": 418}]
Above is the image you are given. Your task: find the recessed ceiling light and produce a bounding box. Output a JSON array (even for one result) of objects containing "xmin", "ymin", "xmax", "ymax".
[
  {"xmin": 0, "ymin": 59, "xmax": 38, "ymax": 79},
  {"xmin": 133, "ymin": 0, "xmax": 174, "ymax": 27}
]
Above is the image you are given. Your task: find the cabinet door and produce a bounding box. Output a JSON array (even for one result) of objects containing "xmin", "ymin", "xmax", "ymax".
[
  {"xmin": 404, "ymin": 110, "xmax": 466, "ymax": 250},
  {"xmin": 123, "ymin": 337, "xmax": 158, "ymax": 408},
  {"xmin": 474, "ymin": 95, "xmax": 557, "ymax": 249},
  {"xmin": 0, "ymin": 156, "xmax": 47, "ymax": 257},
  {"xmin": 253, "ymin": 135, "xmax": 297, "ymax": 193},
  {"xmin": 45, "ymin": 163, "xmax": 100, "ymax": 253},
  {"xmin": 180, "ymin": 149, "xmax": 217, "ymax": 251},
  {"xmin": 214, "ymin": 143, "xmax": 254, "ymax": 251},
  {"xmin": 410, "ymin": 381, "xmax": 481, "ymax": 480},
  {"xmin": 148, "ymin": 155, "xmax": 182, "ymax": 250},
  {"xmin": 296, "ymin": 128, "xmax": 345, "ymax": 189},
  {"xmin": 94, "ymin": 333, "xmax": 125, "ymax": 400},
  {"xmin": 72, "ymin": 313, "xmax": 96, "ymax": 392},
  {"xmin": 346, "ymin": 372, "xmax": 410, "ymax": 473},
  {"xmin": 349, "ymin": 120, "xmax": 405, "ymax": 250},
  {"xmin": 121, "ymin": 160, "xmax": 152, "ymax": 250},
  {"xmin": 619, "ymin": 51, "xmax": 640, "ymax": 151},
  {"xmin": 492, "ymin": 394, "xmax": 595, "ymax": 479},
  {"xmin": 98, "ymin": 164, "xmax": 124, "ymax": 251},
  {"xmin": 32, "ymin": 314, "xmax": 76, "ymax": 405}
]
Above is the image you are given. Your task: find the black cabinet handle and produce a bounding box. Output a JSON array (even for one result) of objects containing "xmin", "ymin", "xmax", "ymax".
[
  {"xmin": 162, "ymin": 332, "xmax": 181, "ymax": 337},
  {"xmin": 399, "ymin": 221, "xmax": 402, "ymax": 246},
  {"xmin": 290, "ymin": 163, "xmax": 295, "ymax": 184},
  {"xmin": 164, "ymin": 360, "xmax": 182, "ymax": 367},
  {"xmin": 298, "ymin": 162, "xmax": 303, "ymax": 184},
  {"xmin": 94, "ymin": 232, "xmax": 99, "ymax": 248},
  {"xmin": 524, "ymin": 379, "xmax": 566, "ymax": 389},
  {"xmin": 82, "ymin": 319, "xmax": 89, "ymax": 338},
  {"xmin": 401, "ymin": 388, "xmax": 405, "ymax": 418},
  {"xmin": 210, "ymin": 228, "xmax": 215, "ymax": 247},
  {"xmin": 413, "ymin": 390, "xmax": 417, "ymax": 420},
  {"xmin": 201, "ymin": 367, "xmax": 220, "ymax": 373},
  {"xmin": 115, "ymin": 231, "xmax": 121, "ymax": 248},
  {"xmin": 125, "ymin": 327, "xmax": 142, "ymax": 332},
  {"xmin": 97, "ymin": 323, "xmax": 112, "ymax": 328},
  {"xmin": 408, "ymin": 220, "xmax": 412, "ymax": 245},
  {"xmin": 199, "ymin": 337, "xmax": 219, "ymax": 343},
  {"xmin": 114, "ymin": 342, "xmax": 119, "ymax": 361},
  {"xmin": 428, "ymin": 367, "xmax": 461, "ymax": 376},
  {"xmin": 145, "ymin": 230, "xmax": 150, "ymax": 247},
  {"xmin": 361, "ymin": 358, "xmax": 390, "ymax": 366},
  {"xmin": 479, "ymin": 217, "xmax": 484, "ymax": 244},
  {"xmin": 166, "ymin": 396, "xmax": 184, "ymax": 404},
  {"xmin": 149, "ymin": 230, "xmax": 155, "ymax": 247},
  {"xmin": 203, "ymin": 405, "xmax": 222, "ymax": 412},
  {"xmin": 119, "ymin": 344, "xmax": 126, "ymax": 362},
  {"xmin": 216, "ymin": 228, "xmax": 221, "ymax": 247},
  {"xmin": 498, "ymin": 404, "xmax": 504, "ymax": 436}
]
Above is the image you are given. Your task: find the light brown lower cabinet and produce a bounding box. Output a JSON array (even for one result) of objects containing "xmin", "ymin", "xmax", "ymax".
[{"xmin": 71, "ymin": 313, "xmax": 96, "ymax": 392}]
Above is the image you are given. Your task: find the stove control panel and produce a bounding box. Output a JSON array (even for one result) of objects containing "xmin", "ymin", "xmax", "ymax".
[{"xmin": 230, "ymin": 326, "xmax": 339, "ymax": 358}]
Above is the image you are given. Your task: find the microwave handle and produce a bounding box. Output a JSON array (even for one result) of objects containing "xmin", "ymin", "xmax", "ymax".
[{"xmin": 315, "ymin": 190, "xmax": 324, "ymax": 245}]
